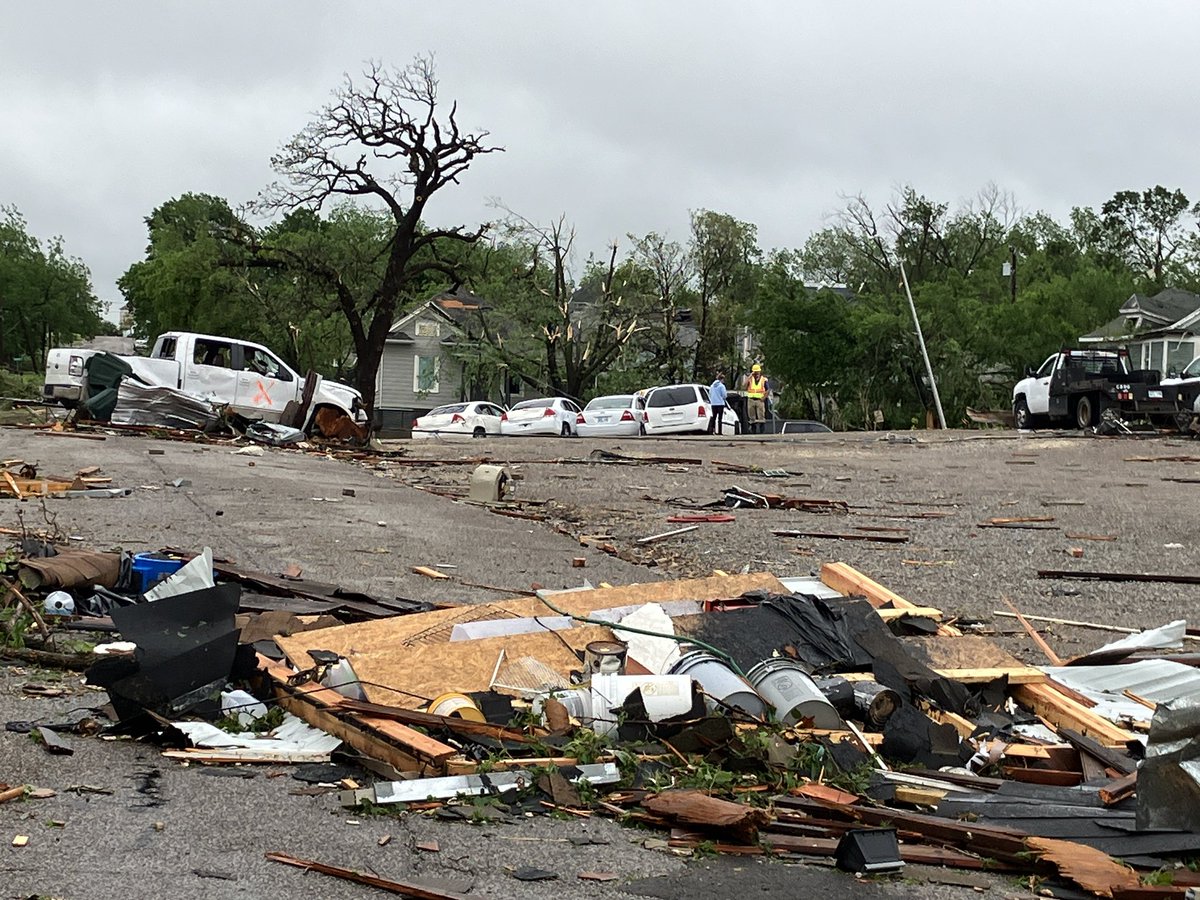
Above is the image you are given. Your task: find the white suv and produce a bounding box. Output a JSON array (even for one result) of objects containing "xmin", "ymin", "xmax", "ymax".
[{"xmin": 643, "ymin": 383, "xmax": 740, "ymax": 436}]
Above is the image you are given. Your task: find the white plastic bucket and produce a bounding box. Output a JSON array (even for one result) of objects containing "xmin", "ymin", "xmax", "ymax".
[
  {"xmin": 746, "ymin": 658, "xmax": 842, "ymax": 728},
  {"xmin": 669, "ymin": 651, "xmax": 766, "ymax": 716},
  {"xmin": 590, "ymin": 673, "xmax": 694, "ymax": 737},
  {"xmin": 534, "ymin": 688, "xmax": 593, "ymax": 725}
]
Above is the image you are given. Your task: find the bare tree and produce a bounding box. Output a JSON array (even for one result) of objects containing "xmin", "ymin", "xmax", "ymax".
[
  {"xmin": 258, "ymin": 57, "xmax": 501, "ymax": 413},
  {"xmin": 629, "ymin": 232, "xmax": 690, "ymax": 383}
]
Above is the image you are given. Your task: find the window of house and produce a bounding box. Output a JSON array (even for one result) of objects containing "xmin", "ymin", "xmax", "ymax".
[
  {"xmin": 1149, "ymin": 342, "xmax": 1165, "ymax": 375},
  {"xmin": 415, "ymin": 321, "xmax": 441, "ymax": 338},
  {"xmin": 1167, "ymin": 340, "xmax": 1195, "ymax": 376},
  {"xmin": 413, "ymin": 355, "xmax": 440, "ymax": 393},
  {"xmin": 194, "ymin": 338, "xmax": 233, "ymax": 368}
]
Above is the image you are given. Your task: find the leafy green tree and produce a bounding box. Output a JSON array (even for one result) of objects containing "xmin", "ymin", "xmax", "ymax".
[
  {"xmin": 1095, "ymin": 186, "xmax": 1199, "ymax": 286},
  {"xmin": 0, "ymin": 206, "xmax": 102, "ymax": 370},
  {"xmin": 688, "ymin": 210, "xmax": 760, "ymax": 379}
]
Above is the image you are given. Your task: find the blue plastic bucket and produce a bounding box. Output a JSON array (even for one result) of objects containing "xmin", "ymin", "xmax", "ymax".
[{"xmin": 132, "ymin": 553, "xmax": 185, "ymax": 593}]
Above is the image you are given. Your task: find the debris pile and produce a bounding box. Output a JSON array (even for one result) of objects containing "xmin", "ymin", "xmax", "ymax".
[{"xmin": 3, "ymin": 530, "xmax": 1200, "ymax": 897}]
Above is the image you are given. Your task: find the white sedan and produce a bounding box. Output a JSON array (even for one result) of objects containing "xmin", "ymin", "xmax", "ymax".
[
  {"xmin": 412, "ymin": 402, "xmax": 506, "ymax": 439},
  {"xmin": 576, "ymin": 394, "xmax": 646, "ymax": 437},
  {"xmin": 500, "ymin": 397, "xmax": 582, "ymax": 437}
]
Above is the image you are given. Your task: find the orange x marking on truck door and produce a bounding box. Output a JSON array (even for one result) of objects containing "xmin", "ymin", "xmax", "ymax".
[{"xmin": 253, "ymin": 379, "xmax": 274, "ymax": 406}]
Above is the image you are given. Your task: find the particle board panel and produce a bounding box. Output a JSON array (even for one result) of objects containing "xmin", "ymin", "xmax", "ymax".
[{"xmin": 900, "ymin": 635, "xmax": 1047, "ymax": 684}]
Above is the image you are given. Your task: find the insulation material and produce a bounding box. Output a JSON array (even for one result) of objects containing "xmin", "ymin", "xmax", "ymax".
[
  {"xmin": 1137, "ymin": 693, "xmax": 1200, "ymax": 833},
  {"xmin": 614, "ymin": 603, "xmax": 681, "ymax": 674},
  {"xmin": 171, "ymin": 713, "xmax": 342, "ymax": 761},
  {"xmin": 1095, "ymin": 619, "xmax": 1187, "ymax": 654},
  {"xmin": 144, "ymin": 547, "xmax": 215, "ymax": 602}
]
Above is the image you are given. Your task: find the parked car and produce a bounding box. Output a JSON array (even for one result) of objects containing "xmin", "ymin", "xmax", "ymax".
[
  {"xmin": 643, "ymin": 384, "xmax": 740, "ymax": 436},
  {"xmin": 500, "ymin": 397, "xmax": 583, "ymax": 436},
  {"xmin": 411, "ymin": 401, "xmax": 506, "ymax": 439},
  {"xmin": 575, "ymin": 394, "xmax": 646, "ymax": 438}
]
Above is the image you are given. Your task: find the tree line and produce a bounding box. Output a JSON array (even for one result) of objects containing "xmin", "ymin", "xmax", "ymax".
[{"xmin": 6, "ymin": 56, "xmax": 1200, "ymax": 427}]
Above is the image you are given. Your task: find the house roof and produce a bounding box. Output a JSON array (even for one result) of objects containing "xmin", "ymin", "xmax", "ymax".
[
  {"xmin": 1080, "ymin": 314, "xmax": 1138, "ymax": 343},
  {"xmin": 1121, "ymin": 288, "xmax": 1200, "ymax": 326}
]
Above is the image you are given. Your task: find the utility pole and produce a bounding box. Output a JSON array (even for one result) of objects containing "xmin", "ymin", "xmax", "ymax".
[
  {"xmin": 899, "ymin": 259, "xmax": 947, "ymax": 430},
  {"xmin": 1009, "ymin": 245, "xmax": 1017, "ymax": 303}
]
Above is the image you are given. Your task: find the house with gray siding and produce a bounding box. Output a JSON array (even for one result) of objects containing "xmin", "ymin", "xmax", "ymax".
[
  {"xmin": 1080, "ymin": 287, "xmax": 1200, "ymax": 377},
  {"xmin": 375, "ymin": 289, "xmax": 523, "ymax": 434}
]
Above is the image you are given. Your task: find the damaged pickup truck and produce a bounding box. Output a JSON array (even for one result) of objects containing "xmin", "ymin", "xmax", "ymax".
[
  {"xmin": 44, "ymin": 331, "xmax": 368, "ymax": 434},
  {"xmin": 1012, "ymin": 347, "xmax": 1174, "ymax": 430}
]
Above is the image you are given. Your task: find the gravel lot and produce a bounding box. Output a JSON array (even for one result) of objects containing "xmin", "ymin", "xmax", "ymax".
[{"xmin": 2, "ymin": 424, "xmax": 1197, "ymax": 899}]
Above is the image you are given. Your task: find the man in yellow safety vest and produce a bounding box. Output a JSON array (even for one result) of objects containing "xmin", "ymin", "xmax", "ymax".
[{"xmin": 743, "ymin": 363, "xmax": 769, "ymax": 434}]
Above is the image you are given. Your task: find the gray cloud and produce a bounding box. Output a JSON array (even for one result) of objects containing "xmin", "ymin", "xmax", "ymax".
[{"xmin": 4, "ymin": 1, "xmax": 1199, "ymax": 319}]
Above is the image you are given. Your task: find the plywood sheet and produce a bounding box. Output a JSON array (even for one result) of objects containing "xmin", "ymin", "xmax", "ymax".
[{"xmin": 276, "ymin": 572, "xmax": 785, "ymax": 659}]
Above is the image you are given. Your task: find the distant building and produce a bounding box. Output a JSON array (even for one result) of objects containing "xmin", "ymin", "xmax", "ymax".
[
  {"xmin": 1080, "ymin": 288, "xmax": 1200, "ymax": 375},
  {"xmin": 374, "ymin": 288, "xmax": 522, "ymax": 434}
]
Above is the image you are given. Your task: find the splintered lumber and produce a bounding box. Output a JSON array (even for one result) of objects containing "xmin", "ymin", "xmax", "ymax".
[
  {"xmin": 1058, "ymin": 728, "xmax": 1136, "ymax": 775},
  {"xmin": 1064, "ymin": 532, "xmax": 1118, "ymax": 542},
  {"xmin": 259, "ymin": 656, "xmax": 456, "ymax": 773},
  {"xmin": 986, "ymin": 515, "xmax": 1056, "ymax": 525},
  {"xmin": 265, "ymin": 852, "xmax": 470, "ymax": 900},
  {"xmin": 1026, "ymin": 836, "xmax": 1139, "ymax": 897},
  {"xmin": 410, "ymin": 565, "xmax": 450, "ymax": 580},
  {"xmin": 1038, "ymin": 569, "xmax": 1200, "ymax": 586},
  {"xmin": 1012, "ymin": 682, "xmax": 1134, "ymax": 747},
  {"xmin": 642, "ymin": 790, "xmax": 771, "ymax": 844},
  {"xmin": 1098, "ymin": 771, "xmax": 1137, "ymax": 806},
  {"xmin": 1000, "ymin": 596, "xmax": 1063, "ymax": 666},
  {"xmin": 820, "ymin": 562, "xmax": 962, "ymax": 637}
]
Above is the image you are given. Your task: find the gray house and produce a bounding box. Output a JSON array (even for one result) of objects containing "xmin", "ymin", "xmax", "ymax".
[
  {"xmin": 374, "ymin": 289, "xmax": 523, "ymax": 434},
  {"xmin": 1080, "ymin": 287, "xmax": 1200, "ymax": 376}
]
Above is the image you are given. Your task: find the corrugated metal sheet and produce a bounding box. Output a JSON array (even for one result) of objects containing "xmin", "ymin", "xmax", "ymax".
[{"xmin": 1045, "ymin": 659, "xmax": 1200, "ymax": 728}]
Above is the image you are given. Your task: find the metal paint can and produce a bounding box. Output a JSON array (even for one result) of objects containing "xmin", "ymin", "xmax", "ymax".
[
  {"xmin": 747, "ymin": 658, "xmax": 842, "ymax": 728},
  {"xmin": 584, "ymin": 640, "xmax": 628, "ymax": 676},
  {"xmin": 669, "ymin": 651, "xmax": 766, "ymax": 716},
  {"xmin": 427, "ymin": 692, "xmax": 486, "ymax": 723},
  {"xmin": 851, "ymin": 681, "xmax": 901, "ymax": 727}
]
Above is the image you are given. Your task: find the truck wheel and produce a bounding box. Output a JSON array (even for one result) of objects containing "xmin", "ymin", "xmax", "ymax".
[
  {"xmin": 1075, "ymin": 395, "xmax": 1095, "ymax": 429},
  {"xmin": 472, "ymin": 426, "xmax": 486, "ymax": 438},
  {"xmin": 1013, "ymin": 398, "xmax": 1032, "ymax": 430}
]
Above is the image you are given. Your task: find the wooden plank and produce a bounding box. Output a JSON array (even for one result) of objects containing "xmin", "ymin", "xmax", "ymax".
[
  {"xmin": 1098, "ymin": 771, "xmax": 1137, "ymax": 806},
  {"xmin": 930, "ymin": 666, "xmax": 1046, "ymax": 684},
  {"xmin": 2, "ymin": 472, "xmax": 22, "ymax": 498},
  {"xmin": 410, "ymin": 565, "xmax": 450, "ymax": 580},
  {"xmin": 875, "ymin": 606, "xmax": 944, "ymax": 622},
  {"xmin": 258, "ymin": 657, "xmax": 456, "ymax": 772},
  {"xmin": 1001, "ymin": 596, "xmax": 1063, "ymax": 666},
  {"xmin": 1012, "ymin": 682, "xmax": 1134, "ymax": 747}
]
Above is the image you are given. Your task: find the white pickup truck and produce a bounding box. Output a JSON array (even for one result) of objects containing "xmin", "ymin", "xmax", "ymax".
[{"xmin": 44, "ymin": 331, "xmax": 367, "ymax": 427}]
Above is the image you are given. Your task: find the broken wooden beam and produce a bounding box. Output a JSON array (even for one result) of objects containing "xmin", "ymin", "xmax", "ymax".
[{"xmin": 1011, "ymin": 682, "xmax": 1134, "ymax": 747}]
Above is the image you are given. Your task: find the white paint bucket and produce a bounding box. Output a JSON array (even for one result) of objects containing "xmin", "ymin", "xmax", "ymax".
[
  {"xmin": 669, "ymin": 651, "xmax": 766, "ymax": 717},
  {"xmin": 589, "ymin": 674, "xmax": 694, "ymax": 737},
  {"xmin": 746, "ymin": 658, "xmax": 842, "ymax": 728}
]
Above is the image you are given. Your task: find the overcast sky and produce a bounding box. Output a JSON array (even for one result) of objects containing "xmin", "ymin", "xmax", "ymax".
[{"xmin": 4, "ymin": 2, "xmax": 1199, "ymax": 322}]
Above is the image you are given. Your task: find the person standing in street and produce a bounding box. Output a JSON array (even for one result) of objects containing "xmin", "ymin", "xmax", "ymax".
[
  {"xmin": 708, "ymin": 373, "xmax": 727, "ymax": 435},
  {"xmin": 743, "ymin": 363, "xmax": 768, "ymax": 434}
]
